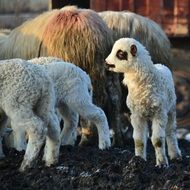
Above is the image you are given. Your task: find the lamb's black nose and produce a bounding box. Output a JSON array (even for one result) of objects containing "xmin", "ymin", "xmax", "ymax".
[{"xmin": 104, "ymin": 61, "xmax": 115, "ymax": 70}]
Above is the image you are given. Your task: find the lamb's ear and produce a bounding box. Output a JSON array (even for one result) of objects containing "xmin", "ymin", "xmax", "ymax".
[{"xmin": 130, "ymin": 44, "xmax": 137, "ymax": 57}]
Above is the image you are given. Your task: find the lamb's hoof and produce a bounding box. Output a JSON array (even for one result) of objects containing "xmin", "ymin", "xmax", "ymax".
[
  {"xmin": 155, "ymin": 163, "xmax": 169, "ymax": 169},
  {"xmin": 45, "ymin": 158, "xmax": 58, "ymax": 167},
  {"xmin": 170, "ymin": 152, "xmax": 182, "ymax": 161},
  {"xmin": 43, "ymin": 151, "xmax": 59, "ymax": 167},
  {"xmin": 15, "ymin": 145, "xmax": 27, "ymax": 152},
  {"xmin": 172, "ymin": 156, "xmax": 182, "ymax": 161},
  {"xmin": 19, "ymin": 159, "xmax": 36, "ymax": 172},
  {"xmin": 99, "ymin": 138, "xmax": 111, "ymax": 150},
  {"xmin": 155, "ymin": 156, "xmax": 169, "ymax": 169},
  {"xmin": 170, "ymin": 155, "xmax": 183, "ymax": 164},
  {"xmin": 19, "ymin": 163, "xmax": 30, "ymax": 172}
]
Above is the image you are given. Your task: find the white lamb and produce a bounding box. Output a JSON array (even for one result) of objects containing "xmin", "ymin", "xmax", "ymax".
[
  {"xmin": 0, "ymin": 59, "xmax": 60, "ymax": 172},
  {"xmin": 105, "ymin": 38, "xmax": 181, "ymax": 167},
  {"xmin": 33, "ymin": 57, "xmax": 111, "ymax": 150},
  {"xmin": 11, "ymin": 57, "xmax": 111, "ymax": 150}
]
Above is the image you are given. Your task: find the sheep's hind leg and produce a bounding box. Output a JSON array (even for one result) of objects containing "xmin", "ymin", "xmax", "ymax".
[
  {"xmin": 11, "ymin": 128, "xmax": 27, "ymax": 151},
  {"xmin": 75, "ymin": 103, "xmax": 111, "ymax": 150},
  {"xmin": 59, "ymin": 105, "xmax": 79, "ymax": 146},
  {"xmin": 131, "ymin": 114, "xmax": 148, "ymax": 160},
  {"xmin": 43, "ymin": 112, "xmax": 61, "ymax": 166},
  {"xmin": 151, "ymin": 113, "xmax": 168, "ymax": 167},
  {"xmin": 166, "ymin": 111, "xmax": 181, "ymax": 160},
  {"xmin": 9, "ymin": 109, "xmax": 47, "ymax": 172}
]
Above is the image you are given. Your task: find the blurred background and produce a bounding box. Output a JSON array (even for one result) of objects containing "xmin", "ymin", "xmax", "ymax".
[{"xmin": 0, "ymin": 0, "xmax": 190, "ymax": 137}]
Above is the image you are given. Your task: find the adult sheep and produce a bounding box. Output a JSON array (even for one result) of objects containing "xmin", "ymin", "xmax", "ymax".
[
  {"xmin": 0, "ymin": 6, "xmax": 123, "ymax": 146},
  {"xmin": 0, "ymin": 59, "xmax": 60, "ymax": 172}
]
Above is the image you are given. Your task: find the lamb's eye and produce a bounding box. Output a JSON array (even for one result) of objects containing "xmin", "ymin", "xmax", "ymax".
[{"xmin": 116, "ymin": 50, "xmax": 128, "ymax": 60}]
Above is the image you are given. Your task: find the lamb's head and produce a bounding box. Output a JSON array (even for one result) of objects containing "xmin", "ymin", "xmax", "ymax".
[{"xmin": 105, "ymin": 38, "xmax": 150, "ymax": 73}]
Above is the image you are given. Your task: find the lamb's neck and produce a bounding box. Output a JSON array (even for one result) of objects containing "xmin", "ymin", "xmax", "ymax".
[{"xmin": 123, "ymin": 63, "xmax": 157, "ymax": 90}]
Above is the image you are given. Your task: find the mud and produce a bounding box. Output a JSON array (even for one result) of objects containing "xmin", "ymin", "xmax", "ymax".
[{"xmin": 0, "ymin": 138, "xmax": 190, "ymax": 190}]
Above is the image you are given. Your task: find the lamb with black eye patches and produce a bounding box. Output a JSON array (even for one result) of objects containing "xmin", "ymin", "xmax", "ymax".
[{"xmin": 105, "ymin": 37, "xmax": 181, "ymax": 167}]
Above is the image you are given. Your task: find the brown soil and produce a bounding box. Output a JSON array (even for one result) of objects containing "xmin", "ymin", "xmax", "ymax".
[{"xmin": 0, "ymin": 138, "xmax": 190, "ymax": 190}]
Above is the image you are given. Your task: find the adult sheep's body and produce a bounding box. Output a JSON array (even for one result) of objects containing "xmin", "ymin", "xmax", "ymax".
[
  {"xmin": 0, "ymin": 6, "xmax": 123, "ymax": 146},
  {"xmin": 0, "ymin": 59, "xmax": 60, "ymax": 172}
]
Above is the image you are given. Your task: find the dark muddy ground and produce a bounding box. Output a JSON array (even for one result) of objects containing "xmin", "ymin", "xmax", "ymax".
[{"xmin": 0, "ymin": 138, "xmax": 190, "ymax": 190}]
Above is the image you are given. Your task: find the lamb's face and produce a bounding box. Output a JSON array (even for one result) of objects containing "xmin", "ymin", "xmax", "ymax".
[{"xmin": 105, "ymin": 38, "xmax": 138, "ymax": 73}]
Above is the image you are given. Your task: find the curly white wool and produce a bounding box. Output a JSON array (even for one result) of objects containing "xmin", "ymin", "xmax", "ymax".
[
  {"xmin": 5, "ymin": 57, "xmax": 111, "ymax": 150},
  {"xmin": 29, "ymin": 57, "xmax": 111, "ymax": 150},
  {"xmin": 105, "ymin": 38, "xmax": 181, "ymax": 167},
  {"xmin": 0, "ymin": 59, "xmax": 60, "ymax": 171}
]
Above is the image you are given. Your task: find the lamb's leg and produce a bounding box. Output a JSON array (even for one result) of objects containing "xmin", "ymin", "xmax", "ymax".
[
  {"xmin": 59, "ymin": 105, "xmax": 79, "ymax": 146},
  {"xmin": 151, "ymin": 113, "xmax": 168, "ymax": 167},
  {"xmin": 12, "ymin": 128, "xmax": 27, "ymax": 151},
  {"xmin": 130, "ymin": 114, "xmax": 148, "ymax": 160},
  {"xmin": 43, "ymin": 112, "xmax": 61, "ymax": 166},
  {"xmin": 166, "ymin": 111, "xmax": 181, "ymax": 160},
  {"xmin": 79, "ymin": 72, "xmax": 123, "ymax": 147},
  {"xmin": 9, "ymin": 109, "xmax": 46, "ymax": 172},
  {"xmin": 74, "ymin": 102, "xmax": 111, "ymax": 150},
  {"xmin": 19, "ymin": 116, "xmax": 46, "ymax": 172}
]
